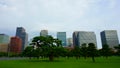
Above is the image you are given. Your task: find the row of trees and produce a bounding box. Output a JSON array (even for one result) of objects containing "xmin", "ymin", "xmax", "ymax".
[{"xmin": 22, "ymin": 36, "xmax": 120, "ymax": 62}]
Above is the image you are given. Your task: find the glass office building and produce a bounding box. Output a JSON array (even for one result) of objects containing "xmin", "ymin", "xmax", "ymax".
[
  {"xmin": 73, "ymin": 31, "xmax": 79, "ymax": 46},
  {"xmin": 73, "ymin": 31, "xmax": 97, "ymax": 47},
  {"xmin": 101, "ymin": 30, "xmax": 119, "ymax": 49},
  {"xmin": 16, "ymin": 27, "xmax": 28, "ymax": 51},
  {"xmin": 67, "ymin": 38, "xmax": 73, "ymax": 47},
  {"xmin": 78, "ymin": 31, "xmax": 97, "ymax": 47},
  {"xmin": 57, "ymin": 32, "xmax": 66, "ymax": 47}
]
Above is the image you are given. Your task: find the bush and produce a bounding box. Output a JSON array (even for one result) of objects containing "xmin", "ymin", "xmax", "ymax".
[{"xmin": 0, "ymin": 52, "xmax": 8, "ymax": 57}]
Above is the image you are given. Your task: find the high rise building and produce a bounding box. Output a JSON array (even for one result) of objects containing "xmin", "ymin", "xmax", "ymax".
[
  {"xmin": 0, "ymin": 34, "xmax": 9, "ymax": 53},
  {"xmin": 57, "ymin": 32, "xmax": 66, "ymax": 47},
  {"xmin": 78, "ymin": 31, "xmax": 97, "ymax": 47},
  {"xmin": 0, "ymin": 44, "xmax": 8, "ymax": 53},
  {"xmin": 67, "ymin": 38, "xmax": 73, "ymax": 47},
  {"xmin": 100, "ymin": 30, "xmax": 119, "ymax": 49},
  {"xmin": 10, "ymin": 37, "xmax": 22, "ymax": 54},
  {"xmin": 73, "ymin": 31, "xmax": 97, "ymax": 47},
  {"xmin": 73, "ymin": 31, "xmax": 79, "ymax": 46},
  {"xmin": 16, "ymin": 27, "xmax": 28, "ymax": 51},
  {"xmin": 0, "ymin": 34, "xmax": 9, "ymax": 44},
  {"xmin": 40, "ymin": 30, "xmax": 48, "ymax": 37}
]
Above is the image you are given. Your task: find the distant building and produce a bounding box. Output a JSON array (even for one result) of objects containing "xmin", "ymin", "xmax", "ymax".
[
  {"xmin": 73, "ymin": 31, "xmax": 97, "ymax": 47},
  {"xmin": 40, "ymin": 30, "xmax": 48, "ymax": 37},
  {"xmin": 100, "ymin": 30, "xmax": 119, "ymax": 49},
  {"xmin": 0, "ymin": 44, "xmax": 8, "ymax": 53},
  {"xmin": 0, "ymin": 34, "xmax": 9, "ymax": 44},
  {"xmin": 57, "ymin": 32, "xmax": 66, "ymax": 47},
  {"xmin": 78, "ymin": 31, "xmax": 97, "ymax": 47},
  {"xmin": 10, "ymin": 37, "xmax": 22, "ymax": 54},
  {"xmin": 16, "ymin": 27, "xmax": 28, "ymax": 51},
  {"xmin": 73, "ymin": 31, "xmax": 79, "ymax": 46},
  {"xmin": 67, "ymin": 38, "xmax": 73, "ymax": 47}
]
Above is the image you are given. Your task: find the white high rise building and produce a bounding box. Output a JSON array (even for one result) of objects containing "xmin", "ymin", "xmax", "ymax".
[{"xmin": 40, "ymin": 30, "xmax": 48, "ymax": 37}]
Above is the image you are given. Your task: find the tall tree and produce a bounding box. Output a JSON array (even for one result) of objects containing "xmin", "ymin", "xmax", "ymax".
[
  {"xmin": 72, "ymin": 46, "xmax": 81, "ymax": 59},
  {"xmin": 114, "ymin": 44, "xmax": 120, "ymax": 56},
  {"xmin": 81, "ymin": 43, "xmax": 88, "ymax": 59},
  {"xmin": 101, "ymin": 44, "xmax": 111, "ymax": 58},
  {"xmin": 54, "ymin": 39, "xmax": 62, "ymax": 47},
  {"xmin": 22, "ymin": 46, "xmax": 34, "ymax": 59},
  {"xmin": 88, "ymin": 43, "xmax": 97, "ymax": 62},
  {"xmin": 32, "ymin": 36, "xmax": 62, "ymax": 61}
]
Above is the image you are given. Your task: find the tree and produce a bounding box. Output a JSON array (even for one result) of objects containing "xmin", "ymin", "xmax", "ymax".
[
  {"xmin": 81, "ymin": 43, "xmax": 88, "ymax": 59},
  {"xmin": 54, "ymin": 39, "xmax": 62, "ymax": 47},
  {"xmin": 71, "ymin": 46, "xmax": 81, "ymax": 59},
  {"xmin": 88, "ymin": 43, "xmax": 97, "ymax": 62},
  {"xmin": 32, "ymin": 48, "xmax": 42, "ymax": 59},
  {"xmin": 0, "ymin": 52, "xmax": 7, "ymax": 57},
  {"xmin": 22, "ymin": 46, "xmax": 34, "ymax": 59},
  {"xmin": 101, "ymin": 44, "xmax": 111, "ymax": 58},
  {"xmin": 114, "ymin": 44, "xmax": 120, "ymax": 56},
  {"xmin": 65, "ymin": 49, "xmax": 72, "ymax": 59},
  {"xmin": 31, "ymin": 36, "xmax": 62, "ymax": 61}
]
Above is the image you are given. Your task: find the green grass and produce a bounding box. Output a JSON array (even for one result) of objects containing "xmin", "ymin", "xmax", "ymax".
[{"xmin": 0, "ymin": 56, "xmax": 120, "ymax": 68}]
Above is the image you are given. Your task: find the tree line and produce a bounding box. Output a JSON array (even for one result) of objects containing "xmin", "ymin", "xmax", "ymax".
[{"xmin": 22, "ymin": 36, "xmax": 120, "ymax": 62}]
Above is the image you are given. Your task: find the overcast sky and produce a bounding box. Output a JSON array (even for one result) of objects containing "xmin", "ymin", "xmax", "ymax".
[{"xmin": 0, "ymin": 0, "xmax": 120, "ymax": 48}]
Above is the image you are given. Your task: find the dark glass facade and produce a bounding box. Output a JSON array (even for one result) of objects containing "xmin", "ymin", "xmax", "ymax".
[
  {"xmin": 73, "ymin": 31, "xmax": 79, "ymax": 46},
  {"xmin": 16, "ymin": 27, "xmax": 28, "ymax": 51},
  {"xmin": 57, "ymin": 32, "xmax": 66, "ymax": 47}
]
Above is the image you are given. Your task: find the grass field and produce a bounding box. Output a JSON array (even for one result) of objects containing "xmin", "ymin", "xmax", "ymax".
[{"xmin": 0, "ymin": 56, "xmax": 120, "ymax": 68}]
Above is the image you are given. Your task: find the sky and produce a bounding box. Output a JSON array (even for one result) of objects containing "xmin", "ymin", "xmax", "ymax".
[{"xmin": 0, "ymin": 0, "xmax": 120, "ymax": 48}]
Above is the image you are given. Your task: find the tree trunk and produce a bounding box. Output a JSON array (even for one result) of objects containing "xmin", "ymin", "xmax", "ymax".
[
  {"xmin": 29, "ymin": 57, "xmax": 31, "ymax": 59},
  {"xmin": 76, "ymin": 56, "xmax": 79, "ymax": 60},
  {"xmin": 92, "ymin": 56, "xmax": 95, "ymax": 62},
  {"xmin": 37, "ymin": 57, "xmax": 39, "ymax": 59},
  {"xmin": 67, "ymin": 56, "xmax": 69, "ymax": 59},
  {"xmin": 84, "ymin": 56, "xmax": 87, "ymax": 59},
  {"xmin": 49, "ymin": 55, "xmax": 54, "ymax": 61},
  {"xmin": 106, "ymin": 56, "xmax": 108, "ymax": 59}
]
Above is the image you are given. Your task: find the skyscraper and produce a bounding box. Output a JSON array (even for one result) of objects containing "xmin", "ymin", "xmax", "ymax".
[
  {"xmin": 0, "ymin": 34, "xmax": 9, "ymax": 44},
  {"xmin": 16, "ymin": 27, "xmax": 28, "ymax": 51},
  {"xmin": 10, "ymin": 37, "xmax": 22, "ymax": 54},
  {"xmin": 73, "ymin": 31, "xmax": 79, "ymax": 46},
  {"xmin": 57, "ymin": 32, "xmax": 66, "ymax": 47},
  {"xmin": 73, "ymin": 31, "xmax": 97, "ymax": 47},
  {"xmin": 67, "ymin": 38, "xmax": 73, "ymax": 47},
  {"xmin": 40, "ymin": 30, "xmax": 48, "ymax": 37},
  {"xmin": 78, "ymin": 31, "xmax": 97, "ymax": 47},
  {"xmin": 100, "ymin": 30, "xmax": 119, "ymax": 49}
]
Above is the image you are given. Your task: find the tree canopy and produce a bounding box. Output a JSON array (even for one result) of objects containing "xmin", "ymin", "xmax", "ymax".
[
  {"xmin": 88, "ymin": 43, "xmax": 97, "ymax": 62},
  {"xmin": 23, "ymin": 36, "xmax": 63, "ymax": 61}
]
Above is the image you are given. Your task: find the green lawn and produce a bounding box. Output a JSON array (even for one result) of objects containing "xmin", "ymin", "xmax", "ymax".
[{"xmin": 0, "ymin": 56, "xmax": 120, "ymax": 68}]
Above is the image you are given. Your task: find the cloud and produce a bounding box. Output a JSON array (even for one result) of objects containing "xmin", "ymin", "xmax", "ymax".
[
  {"xmin": 38, "ymin": 0, "xmax": 91, "ymax": 18},
  {"xmin": 0, "ymin": 0, "xmax": 120, "ymax": 29},
  {"xmin": 0, "ymin": 0, "xmax": 120, "ymax": 48}
]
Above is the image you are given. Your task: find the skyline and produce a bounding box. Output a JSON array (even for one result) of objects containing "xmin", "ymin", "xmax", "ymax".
[
  {"xmin": 0, "ymin": 0, "xmax": 120, "ymax": 48},
  {"xmin": 0, "ymin": 28, "xmax": 119, "ymax": 49}
]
